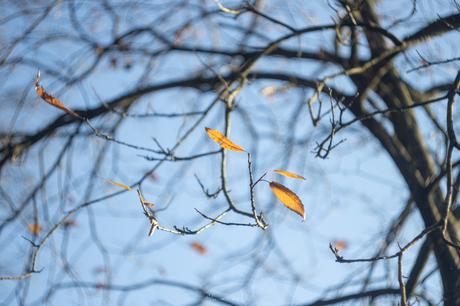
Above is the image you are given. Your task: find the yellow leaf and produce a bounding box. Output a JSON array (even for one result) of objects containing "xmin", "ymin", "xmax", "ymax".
[
  {"xmin": 261, "ymin": 86, "xmax": 276, "ymax": 97},
  {"xmin": 269, "ymin": 181, "xmax": 305, "ymax": 220},
  {"xmin": 106, "ymin": 179, "xmax": 131, "ymax": 190},
  {"xmin": 274, "ymin": 169, "xmax": 305, "ymax": 180},
  {"xmin": 190, "ymin": 241, "xmax": 207, "ymax": 255},
  {"xmin": 34, "ymin": 70, "xmax": 82, "ymax": 118},
  {"xmin": 27, "ymin": 223, "xmax": 42, "ymax": 235},
  {"xmin": 205, "ymin": 127, "xmax": 245, "ymax": 152}
]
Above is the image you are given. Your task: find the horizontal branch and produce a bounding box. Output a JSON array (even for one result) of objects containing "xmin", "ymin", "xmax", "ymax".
[
  {"xmin": 45, "ymin": 278, "xmax": 244, "ymax": 306},
  {"xmin": 295, "ymin": 288, "xmax": 400, "ymax": 306}
]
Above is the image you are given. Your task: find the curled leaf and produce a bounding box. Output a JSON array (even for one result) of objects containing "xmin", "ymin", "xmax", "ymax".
[
  {"xmin": 274, "ymin": 169, "xmax": 305, "ymax": 180},
  {"xmin": 27, "ymin": 223, "xmax": 42, "ymax": 235},
  {"xmin": 205, "ymin": 127, "xmax": 245, "ymax": 152},
  {"xmin": 34, "ymin": 70, "xmax": 82, "ymax": 118},
  {"xmin": 190, "ymin": 241, "xmax": 207, "ymax": 255},
  {"xmin": 106, "ymin": 179, "xmax": 131, "ymax": 191},
  {"xmin": 269, "ymin": 181, "xmax": 305, "ymax": 220}
]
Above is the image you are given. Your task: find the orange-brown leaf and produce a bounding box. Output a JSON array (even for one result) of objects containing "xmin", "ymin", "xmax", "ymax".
[
  {"xmin": 274, "ymin": 169, "xmax": 306, "ymax": 180},
  {"xmin": 332, "ymin": 240, "xmax": 347, "ymax": 251},
  {"xmin": 205, "ymin": 127, "xmax": 245, "ymax": 152},
  {"xmin": 136, "ymin": 189, "xmax": 155, "ymax": 207},
  {"xmin": 63, "ymin": 219, "xmax": 77, "ymax": 228},
  {"xmin": 34, "ymin": 70, "xmax": 81, "ymax": 118},
  {"xmin": 190, "ymin": 241, "xmax": 207, "ymax": 255},
  {"xmin": 106, "ymin": 179, "xmax": 131, "ymax": 191},
  {"xmin": 27, "ymin": 223, "xmax": 42, "ymax": 235},
  {"xmin": 269, "ymin": 181, "xmax": 305, "ymax": 219}
]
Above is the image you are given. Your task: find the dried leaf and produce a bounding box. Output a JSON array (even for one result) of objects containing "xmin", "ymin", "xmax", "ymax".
[
  {"xmin": 205, "ymin": 127, "xmax": 245, "ymax": 152},
  {"xmin": 269, "ymin": 181, "xmax": 305, "ymax": 219},
  {"xmin": 136, "ymin": 189, "xmax": 158, "ymax": 237},
  {"xmin": 332, "ymin": 240, "xmax": 347, "ymax": 251},
  {"xmin": 274, "ymin": 169, "xmax": 306, "ymax": 180},
  {"xmin": 136, "ymin": 189, "xmax": 155, "ymax": 207},
  {"xmin": 190, "ymin": 241, "xmax": 207, "ymax": 255},
  {"xmin": 63, "ymin": 219, "xmax": 77, "ymax": 228},
  {"xmin": 106, "ymin": 179, "xmax": 131, "ymax": 191},
  {"xmin": 27, "ymin": 223, "xmax": 42, "ymax": 235},
  {"xmin": 34, "ymin": 70, "xmax": 82, "ymax": 118},
  {"xmin": 261, "ymin": 86, "xmax": 276, "ymax": 97},
  {"xmin": 95, "ymin": 283, "xmax": 107, "ymax": 289}
]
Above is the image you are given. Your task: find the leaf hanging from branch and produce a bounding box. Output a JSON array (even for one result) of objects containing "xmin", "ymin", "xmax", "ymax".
[
  {"xmin": 27, "ymin": 223, "xmax": 42, "ymax": 235},
  {"xmin": 136, "ymin": 189, "xmax": 158, "ymax": 236},
  {"xmin": 106, "ymin": 179, "xmax": 131, "ymax": 191},
  {"xmin": 136, "ymin": 189, "xmax": 155, "ymax": 207},
  {"xmin": 34, "ymin": 70, "xmax": 82, "ymax": 119},
  {"xmin": 274, "ymin": 169, "xmax": 306, "ymax": 180},
  {"xmin": 205, "ymin": 127, "xmax": 245, "ymax": 152},
  {"xmin": 269, "ymin": 181, "xmax": 305, "ymax": 220}
]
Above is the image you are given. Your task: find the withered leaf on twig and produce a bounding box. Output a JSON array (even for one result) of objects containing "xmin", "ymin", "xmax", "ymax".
[
  {"xmin": 27, "ymin": 223, "xmax": 42, "ymax": 235},
  {"xmin": 34, "ymin": 70, "xmax": 82, "ymax": 118},
  {"xmin": 274, "ymin": 169, "xmax": 306, "ymax": 180},
  {"xmin": 136, "ymin": 189, "xmax": 158, "ymax": 236},
  {"xmin": 269, "ymin": 181, "xmax": 305, "ymax": 220},
  {"xmin": 205, "ymin": 127, "xmax": 245, "ymax": 152},
  {"xmin": 106, "ymin": 179, "xmax": 131, "ymax": 191}
]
